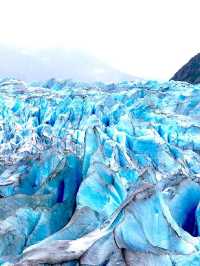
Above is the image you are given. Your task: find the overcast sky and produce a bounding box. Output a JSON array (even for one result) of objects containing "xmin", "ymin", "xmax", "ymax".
[{"xmin": 0, "ymin": 0, "xmax": 199, "ymax": 80}]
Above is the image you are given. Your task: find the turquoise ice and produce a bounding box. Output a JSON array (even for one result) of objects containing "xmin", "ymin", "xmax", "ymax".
[{"xmin": 0, "ymin": 79, "xmax": 200, "ymax": 265}]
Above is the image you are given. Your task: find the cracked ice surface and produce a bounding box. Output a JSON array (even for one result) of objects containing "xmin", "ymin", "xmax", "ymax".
[{"xmin": 1, "ymin": 78, "xmax": 200, "ymax": 265}]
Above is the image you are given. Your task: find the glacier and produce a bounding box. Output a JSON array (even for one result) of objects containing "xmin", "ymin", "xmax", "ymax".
[{"xmin": 0, "ymin": 78, "xmax": 200, "ymax": 265}]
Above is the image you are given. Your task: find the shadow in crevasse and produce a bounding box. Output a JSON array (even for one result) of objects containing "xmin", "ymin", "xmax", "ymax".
[
  {"xmin": 169, "ymin": 181, "xmax": 200, "ymax": 237},
  {"xmin": 182, "ymin": 206, "xmax": 198, "ymax": 237}
]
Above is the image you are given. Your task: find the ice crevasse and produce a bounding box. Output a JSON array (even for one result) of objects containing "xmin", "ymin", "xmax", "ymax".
[{"xmin": 0, "ymin": 78, "xmax": 200, "ymax": 265}]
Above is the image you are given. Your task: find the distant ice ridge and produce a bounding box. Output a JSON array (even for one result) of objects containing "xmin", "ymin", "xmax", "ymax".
[{"xmin": 0, "ymin": 78, "xmax": 200, "ymax": 265}]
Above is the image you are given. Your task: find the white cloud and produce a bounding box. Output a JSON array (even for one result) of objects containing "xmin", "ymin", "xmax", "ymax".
[{"xmin": 0, "ymin": 0, "xmax": 199, "ymax": 80}]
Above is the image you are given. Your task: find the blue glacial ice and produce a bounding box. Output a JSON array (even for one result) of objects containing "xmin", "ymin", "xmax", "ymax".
[{"xmin": 0, "ymin": 79, "xmax": 200, "ymax": 265}]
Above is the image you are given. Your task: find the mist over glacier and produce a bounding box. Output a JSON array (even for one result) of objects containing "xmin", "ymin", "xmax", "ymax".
[
  {"xmin": 0, "ymin": 46, "xmax": 139, "ymax": 83},
  {"xmin": 0, "ymin": 78, "xmax": 200, "ymax": 265}
]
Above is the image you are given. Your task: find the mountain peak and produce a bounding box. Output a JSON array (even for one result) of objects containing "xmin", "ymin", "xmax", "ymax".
[{"xmin": 171, "ymin": 53, "xmax": 200, "ymax": 84}]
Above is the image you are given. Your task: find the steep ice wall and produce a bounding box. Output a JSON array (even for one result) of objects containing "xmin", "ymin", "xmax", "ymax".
[{"xmin": 0, "ymin": 79, "xmax": 200, "ymax": 265}]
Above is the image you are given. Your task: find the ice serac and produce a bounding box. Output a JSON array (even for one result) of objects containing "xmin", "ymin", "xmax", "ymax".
[{"xmin": 1, "ymin": 79, "xmax": 200, "ymax": 265}]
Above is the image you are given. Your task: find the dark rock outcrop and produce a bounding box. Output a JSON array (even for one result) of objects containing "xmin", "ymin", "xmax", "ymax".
[{"xmin": 171, "ymin": 53, "xmax": 200, "ymax": 84}]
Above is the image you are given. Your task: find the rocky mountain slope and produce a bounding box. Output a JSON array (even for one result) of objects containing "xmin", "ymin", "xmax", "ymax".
[{"xmin": 171, "ymin": 53, "xmax": 200, "ymax": 84}]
